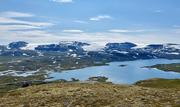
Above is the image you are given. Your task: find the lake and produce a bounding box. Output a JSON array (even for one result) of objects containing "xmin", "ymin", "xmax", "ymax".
[{"xmin": 47, "ymin": 59, "xmax": 180, "ymax": 84}]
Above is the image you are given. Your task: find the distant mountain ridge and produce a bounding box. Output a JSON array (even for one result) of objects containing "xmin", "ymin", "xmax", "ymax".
[{"xmin": 0, "ymin": 41, "xmax": 180, "ymax": 61}]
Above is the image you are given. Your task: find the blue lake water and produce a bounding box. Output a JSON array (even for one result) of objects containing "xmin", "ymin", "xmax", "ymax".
[{"xmin": 47, "ymin": 59, "xmax": 180, "ymax": 84}]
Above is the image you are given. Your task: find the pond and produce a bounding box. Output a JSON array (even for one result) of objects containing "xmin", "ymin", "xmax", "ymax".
[{"xmin": 47, "ymin": 59, "xmax": 180, "ymax": 84}]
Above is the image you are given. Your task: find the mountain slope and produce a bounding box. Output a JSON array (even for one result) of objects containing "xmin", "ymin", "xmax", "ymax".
[{"xmin": 0, "ymin": 82, "xmax": 180, "ymax": 107}]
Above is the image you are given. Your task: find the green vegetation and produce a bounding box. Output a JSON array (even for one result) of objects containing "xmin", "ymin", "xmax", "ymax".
[
  {"xmin": 135, "ymin": 78, "xmax": 180, "ymax": 89},
  {"xmin": 0, "ymin": 75, "xmax": 46, "ymax": 95},
  {"xmin": 0, "ymin": 65, "xmax": 8, "ymax": 71},
  {"xmin": 0, "ymin": 56, "xmax": 28, "ymax": 63},
  {"xmin": 0, "ymin": 56, "xmax": 108, "ymax": 72},
  {"xmin": 0, "ymin": 76, "xmax": 109, "ymax": 96},
  {"xmin": 0, "ymin": 82, "xmax": 180, "ymax": 107},
  {"xmin": 146, "ymin": 63, "xmax": 180, "ymax": 73},
  {"xmin": 88, "ymin": 76, "xmax": 109, "ymax": 83}
]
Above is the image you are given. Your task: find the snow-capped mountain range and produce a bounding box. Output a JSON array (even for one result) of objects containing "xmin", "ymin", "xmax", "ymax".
[{"xmin": 0, "ymin": 41, "xmax": 180, "ymax": 61}]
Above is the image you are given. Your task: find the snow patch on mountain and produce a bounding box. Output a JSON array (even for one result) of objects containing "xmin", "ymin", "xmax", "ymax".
[
  {"xmin": 166, "ymin": 44, "xmax": 180, "ymax": 49},
  {"xmin": 166, "ymin": 52, "xmax": 179, "ymax": 55},
  {"xmin": 21, "ymin": 43, "xmax": 39, "ymax": 50},
  {"xmin": 132, "ymin": 43, "xmax": 148, "ymax": 49},
  {"xmin": 83, "ymin": 43, "xmax": 104, "ymax": 51},
  {"xmin": 112, "ymin": 50, "xmax": 129, "ymax": 54}
]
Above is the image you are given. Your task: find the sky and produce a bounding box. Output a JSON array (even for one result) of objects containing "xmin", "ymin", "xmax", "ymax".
[{"xmin": 0, "ymin": 0, "xmax": 180, "ymax": 46}]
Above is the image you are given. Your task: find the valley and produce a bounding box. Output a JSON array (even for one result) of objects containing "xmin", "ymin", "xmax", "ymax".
[{"xmin": 0, "ymin": 41, "xmax": 180, "ymax": 106}]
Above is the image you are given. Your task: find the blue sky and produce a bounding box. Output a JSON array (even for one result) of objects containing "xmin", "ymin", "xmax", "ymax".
[{"xmin": 0, "ymin": 0, "xmax": 180, "ymax": 46}]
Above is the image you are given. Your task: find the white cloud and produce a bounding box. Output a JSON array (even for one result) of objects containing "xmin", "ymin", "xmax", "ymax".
[
  {"xmin": 0, "ymin": 30, "xmax": 60, "ymax": 44},
  {"xmin": 74, "ymin": 20, "xmax": 88, "ymax": 24},
  {"xmin": 0, "ymin": 11, "xmax": 56, "ymax": 44},
  {"xmin": 109, "ymin": 29, "xmax": 130, "ymax": 33},
  {"xmin": 0, "ymin": 11, "xmax": 34, "ymax": 18},
  {"xmin": 154, "ymin": 10, "xmax": 163, "ymax": 13},
  {"xmin": 62, "ymin": 29, "xmax": 84, "ymax": 33},
  {"xmin": 90, "ymin": 15, "xmax": 112, "ymax": 21},
  {"xmin": 0, "ymin": 11, "xmax": 54, "ymax": 33},
  {"xmin": 109, "ymin": 29, "xmax": 145, "ymax": 33},
  {"xmin": 0, "ymin": 17, "xmax": 53, "ymax": 27},
  {"xmin": 50, "ymin": 0, "xmax": 73, "ymax": 3},
  {"xmin": 0, "ymin": 29, "xmax": 180, "ymax": 50},
  {"xmin": 0, "ymin": 25, "xmax": 40, "ymax": 31}
]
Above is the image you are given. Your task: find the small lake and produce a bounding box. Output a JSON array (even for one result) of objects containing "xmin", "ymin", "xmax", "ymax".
[{"xmin": 47, "ymin": 59, "xmax": 180, "ymax": 84}]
